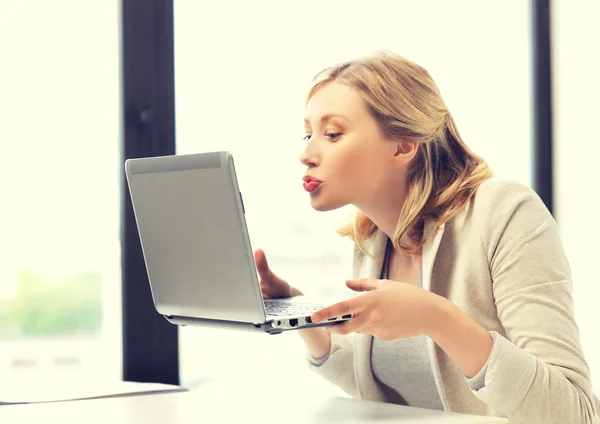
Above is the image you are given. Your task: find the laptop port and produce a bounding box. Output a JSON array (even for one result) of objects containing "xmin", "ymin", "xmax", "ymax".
[
  {"xmin": 290, "ymin": 318, "xmax": 298, "ymax": 327},
  {"xmin": 342, "ymin": 314, "xmax": 352, "ymax": 319},
  {"xmin": 305, "ymin": 316, "xmax": 312, "ymax": 324},
  {"xmin": 328, "ymin": 317, "xmax": 337, "ymax": 321}
]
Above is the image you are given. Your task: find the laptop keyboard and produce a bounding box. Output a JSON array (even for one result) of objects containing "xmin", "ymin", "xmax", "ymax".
[{"xmin": 264, "ymin": 299, "xmax": 327, "ymax": 316}]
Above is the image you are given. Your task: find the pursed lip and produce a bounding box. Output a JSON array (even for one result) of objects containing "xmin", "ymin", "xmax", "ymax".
[
  {"xmin": 303, "ymin": 175, "xmax": 322, "ymax": 183},
  {"xmin": 302, "ymin": 174, "xmax": 323, "ymax": 193}
]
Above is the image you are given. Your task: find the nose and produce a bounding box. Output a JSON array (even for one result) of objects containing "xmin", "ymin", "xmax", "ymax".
[{"xmin": 300, "ymin": 140, "xmax": 319, "ymax": 168}]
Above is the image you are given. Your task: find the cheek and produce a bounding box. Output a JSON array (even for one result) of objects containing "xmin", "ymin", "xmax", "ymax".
[{"xmin": 330, "ymin": 143, "xmax": 385, "ymax": 191}]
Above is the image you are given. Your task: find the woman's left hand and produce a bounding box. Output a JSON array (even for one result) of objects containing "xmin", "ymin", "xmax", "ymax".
[{"xmin": 311, "ymin": 278, "xmax": 446, "ymax": 341}]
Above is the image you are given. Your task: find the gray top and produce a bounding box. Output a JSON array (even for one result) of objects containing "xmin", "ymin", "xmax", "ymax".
[
  {"xmin": 370, "ymin": 242, "xmax": 444, "ymax": 410},
  {"xmin": 371, "ymin": 333, "xmax": 445, "ymax": 410}
]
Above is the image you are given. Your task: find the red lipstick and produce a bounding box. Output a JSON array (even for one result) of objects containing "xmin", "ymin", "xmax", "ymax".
[{"xmin": 303, "ymin": 175, "xmax": 322, "ymax": 192}]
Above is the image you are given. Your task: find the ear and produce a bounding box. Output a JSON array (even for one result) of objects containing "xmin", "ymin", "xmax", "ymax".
[{"xmin": 393, "ymin": 141, "xmax": 419, "ymax": 163}]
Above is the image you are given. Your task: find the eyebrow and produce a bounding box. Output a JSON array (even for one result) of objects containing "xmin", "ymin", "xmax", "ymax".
[{"xmin": 303, "ymin": 113, "xmax": 351, "ymax": 126}]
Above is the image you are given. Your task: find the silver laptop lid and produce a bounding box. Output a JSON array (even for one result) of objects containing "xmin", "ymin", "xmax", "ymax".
[{"xmin": 125, "ymin": 151, "xmax": 266, "ymax": 324}]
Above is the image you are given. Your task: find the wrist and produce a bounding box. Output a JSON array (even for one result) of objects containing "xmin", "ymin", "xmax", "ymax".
[
  {"xmin": 422, "ymin": 293, "xmax": 454, "ymax": 339},
  {"xmin": 424, "ymin": 294, "xmax": 493, "ymax": 378}
]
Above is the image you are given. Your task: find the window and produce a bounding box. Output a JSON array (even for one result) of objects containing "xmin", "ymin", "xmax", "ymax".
[
  {"xmin": 0, "ymin": 1, "xmax": 121, "ymax": 383},
  {"xmin": 552, "ymin": 0, "xmax": 600, "ymax": 392},
  {"xmin": 174, "ymin": 0, "xmax": 532, "ymax": 390}
]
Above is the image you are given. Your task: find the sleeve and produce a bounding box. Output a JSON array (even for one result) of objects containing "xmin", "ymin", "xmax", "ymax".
[
  {"xmin": 304, "ymin": 242, "xmax": 364, "ymax": 398},
  {"xmin": 306, "ymin": 332, "xmax": 358, "ymax": 398},
  {"xmin": 472, "ymin": 181, "xmax": 599, "ymax": 423},
  {"xmin": 309, "ymin": 352, "xmax": 331, "ymax": 367},
  {"xmin": 465, "ymin": 331, "xmax": 498, "ymax": 391}
]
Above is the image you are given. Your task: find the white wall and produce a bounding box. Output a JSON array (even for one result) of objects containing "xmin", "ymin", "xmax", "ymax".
[{"xmin": 552, "ymin": 0, "xmax": 600, "ymax": 392}]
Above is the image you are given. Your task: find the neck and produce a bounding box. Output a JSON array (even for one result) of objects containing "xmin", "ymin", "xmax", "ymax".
[
  {"xmin": 355, "ymin": 182, "xmax": 408, "ymax": 241},
  {"xmin": 363, "ymin": 206, "xmax": 403, "ymax": 241}
]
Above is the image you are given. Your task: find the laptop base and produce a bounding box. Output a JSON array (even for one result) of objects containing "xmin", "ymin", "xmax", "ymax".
[{"xmin": 163, "ymin": 314, "xmax": 349, "ymax": 335}]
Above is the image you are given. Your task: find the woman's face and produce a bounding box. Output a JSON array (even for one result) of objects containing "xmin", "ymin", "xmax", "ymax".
[{"xmin": 300, "ymin": 82, "xmax": 399, "ymax": 212}]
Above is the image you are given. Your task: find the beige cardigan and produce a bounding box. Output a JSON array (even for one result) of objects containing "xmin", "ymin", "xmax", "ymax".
[{"xmin": 308, "ymin": 178, "xmax": 600, "ymax": 423}]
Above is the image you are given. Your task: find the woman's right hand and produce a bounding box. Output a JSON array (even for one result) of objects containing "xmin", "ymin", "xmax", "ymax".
[{"xmin": 254, "ymin": 249, "xmax": 303, "ymax": 299}]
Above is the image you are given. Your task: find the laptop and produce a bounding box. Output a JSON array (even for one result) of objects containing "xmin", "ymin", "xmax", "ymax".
[{"xmin": 124, "ymin": 151, "xmax": 352, "ymax": 334}]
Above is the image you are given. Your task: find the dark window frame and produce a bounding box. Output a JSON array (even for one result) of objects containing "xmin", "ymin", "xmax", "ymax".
[
  {"xmin": 120, "ymin": 0, "xmax": 178, "ymax": 385},
  {"xmin": 532, "ymin": 0, "xmax": 554, "ymax": 214}
]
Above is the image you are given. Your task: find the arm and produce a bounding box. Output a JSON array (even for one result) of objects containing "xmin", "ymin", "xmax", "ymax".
[
  {"xmin": 254, "ymin": 247, "xmax": 358, "ymax": 396},
  {"xmin": 450, "ymin": 183, "xmax": 597, "ymax": 423},
  {"xmin": 302, "ymin": 244, "xmax": 363, "ymax": 398},
  {"xmin": 425, "ymin": 299, "xmax": 494, "ymax": 379},
  {"xmin": 299, "ymin": 327, "xmax": 331, "ymax": 360},
  {"xmin": 304, "ymin": 330, "xmax": 358, "ymax": 398}
]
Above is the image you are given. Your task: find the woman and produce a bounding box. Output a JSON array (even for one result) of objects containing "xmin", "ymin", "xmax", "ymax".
[{"xmin": 254, "ymin": 51, "xmax": 599, "ymax": 423}]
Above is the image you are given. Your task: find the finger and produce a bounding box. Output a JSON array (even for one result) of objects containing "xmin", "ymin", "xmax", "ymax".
[
  {"xmin": 328, "ymin": 312, "xmax": 371, "ymax": 335},
  {"xmin": 311, "ymin": 299, "xmax": 362, "ymax": 323},
  {"xmin": 254, "ymin": 249, "xmax": 272, "ymax": 278},
  {"xmin": 346, "ymin": 279, "xmax": 380, "ymax": 292},
  {"xmin": 259, "ymin": 282, "xmax": 272, "ymax": 299}
]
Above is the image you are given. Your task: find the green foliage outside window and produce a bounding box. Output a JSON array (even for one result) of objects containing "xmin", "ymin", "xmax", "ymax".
[{"xmin": 0, "ymin": 271, "xmax": 102, "ymax": 339}]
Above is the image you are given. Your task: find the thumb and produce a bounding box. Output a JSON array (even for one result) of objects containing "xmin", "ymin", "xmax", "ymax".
[{"xmin": 346, "ymin": 279, "xmax": 379, "ymax": 292}]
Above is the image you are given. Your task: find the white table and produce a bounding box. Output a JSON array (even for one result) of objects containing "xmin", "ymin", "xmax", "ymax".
[
  {"xmin": 0, "ymin": 380, "xmax": 507, "ymax": 423},
  {"xmin": 0, "ymin": 378, "xmax": 186, "ymax": 405}
]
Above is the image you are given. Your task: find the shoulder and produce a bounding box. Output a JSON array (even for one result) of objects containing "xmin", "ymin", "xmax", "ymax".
[
  {"xmin": 468, "ymin": 177, "xmax": 552, "ymax": 224},
  {"xmin": 472, "ymin": 177, "xmax": 541, "ymax": 209},
  {"xmin": 463, "ymin": 177, "xmax": 557, "ymax": 253}
]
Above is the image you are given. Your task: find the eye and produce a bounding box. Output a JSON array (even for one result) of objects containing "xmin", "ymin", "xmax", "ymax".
[
  {"xmin": 303, "ymin": 134, "xmax": 312, "ymax": 141},
  {"xmin": 325, "ymin": 132, "xmax": 342, "ymax": 141}
]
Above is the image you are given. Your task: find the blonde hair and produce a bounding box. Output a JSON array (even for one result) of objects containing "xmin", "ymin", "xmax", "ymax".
[{"xmin": 307, "ymin": 51, "xmax": 492, "ymax": 256}]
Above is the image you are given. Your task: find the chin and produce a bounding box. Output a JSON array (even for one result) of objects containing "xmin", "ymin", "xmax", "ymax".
[
  {"xmin": 310, "ymin": 202, "xmax": 335, "ymax": 212},
  {"xmin": 309, "ymin": 194, "xmax": 345, "ymax": 212}
]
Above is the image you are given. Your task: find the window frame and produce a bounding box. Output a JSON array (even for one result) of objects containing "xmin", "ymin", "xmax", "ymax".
[{"xmin": 121, "ymin": 0, "xmax": 179, "ymax": 385}]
